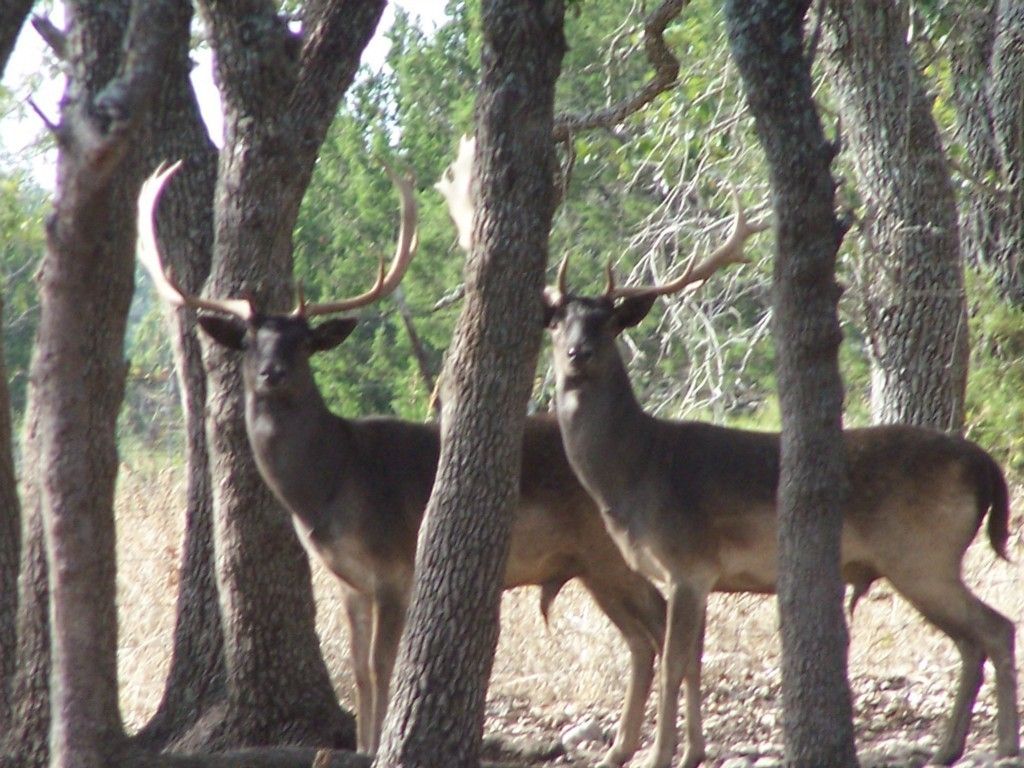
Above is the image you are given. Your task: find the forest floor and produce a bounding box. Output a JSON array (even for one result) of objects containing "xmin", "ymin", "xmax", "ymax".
[{"xmin": 116, "ymin": 460, "xmax": 1023, "ymax": 768}]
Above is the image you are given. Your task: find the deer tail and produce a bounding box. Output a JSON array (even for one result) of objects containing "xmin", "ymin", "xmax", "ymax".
[{"xmin": 977, "ymin": 449, "xmax": 1011, "ymax": 561}]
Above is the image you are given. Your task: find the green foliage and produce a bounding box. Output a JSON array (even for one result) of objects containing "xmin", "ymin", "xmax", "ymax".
[{"xmin": 965, "ymin": 269, "xmax": 1024, "ymax": 470}]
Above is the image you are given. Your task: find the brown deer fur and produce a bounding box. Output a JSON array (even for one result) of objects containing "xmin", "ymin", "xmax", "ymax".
[{"xmin": 543, "ymin": 289, "xmax": 1018, "ymax": 768}]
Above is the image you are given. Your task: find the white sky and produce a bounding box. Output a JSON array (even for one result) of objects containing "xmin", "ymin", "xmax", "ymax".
[{"xmin": 1, "ymin": 2, "xmax": 447, "ymax": 187}]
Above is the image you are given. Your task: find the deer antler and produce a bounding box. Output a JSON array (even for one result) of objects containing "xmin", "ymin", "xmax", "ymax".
[
  {"xmin": 435, "ymin": 134, "xmax": 476, "ymax": 252},
  {"xmin": 299, "ymin": 163, "xmax": 419, "ymax": 317},
  {"xmin": 603, "ymin": 186, "xmax": 768, "ymax": 301},
  {"xmin": 137, "ymin": 161, "xmax": 255, "ymax": 319},
  {"xmin": 138, "ymin": 161, "xmax": 419, "ymax": 320}
]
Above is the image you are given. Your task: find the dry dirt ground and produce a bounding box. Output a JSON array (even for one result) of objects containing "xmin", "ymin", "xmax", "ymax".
[{"xmin": 116, "ymin": 460, "xmax": 1024, "ymax": 768}]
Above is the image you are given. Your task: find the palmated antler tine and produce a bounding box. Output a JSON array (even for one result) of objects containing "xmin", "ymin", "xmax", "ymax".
[
  {"xmin": 607, "ymin": 184, "xmax": 768, "ymax": 302},
  {"xmin": 137, "ymin": 161, "xmax": 254, "ymax": 319},
  {"xmin": 302, "ymin": 163, "xmax": 419, "ymax": 317}
]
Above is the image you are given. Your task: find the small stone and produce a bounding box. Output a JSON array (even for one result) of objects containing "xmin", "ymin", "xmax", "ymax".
[
  {"xmin": 720, "ymin": 758, "xmax": 754, "ymax": 768},
  {"xmin": 559, "ymin": 716, "xmax": 604, "ymax": 753}
]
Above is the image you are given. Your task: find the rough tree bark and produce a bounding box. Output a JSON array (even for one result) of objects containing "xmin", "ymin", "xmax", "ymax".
[
  {"xmin": 0, "ymin": 301, "xmax": 18, "ymax": 737},
  {"xmin": 825, "ymin": 0, "xmax": 968, "ymax": 433},
  {"xmin": 724, "ymin": 2, "xmax": 858, "ymax": 767},
  {"xmin": 131, "ymin": 0, "xmax": 225, "ymax": 750},
  {"xmin": 182, "ymin": 0, "xmax": 385, "ymax": 748},
  {"xmin": 949, "ymin": 0, "xmax": 1024, "ymax": 305},
  {"xmin": 31, "ymin": 1, "xmax": 178, "ymax": 766},
  {"xmin": 373, "ymin": 2, "xmax": 566, "ymax": 767}
]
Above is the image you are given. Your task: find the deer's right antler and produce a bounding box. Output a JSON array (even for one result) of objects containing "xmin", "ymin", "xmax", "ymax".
[
  {"xmin": 138, "ymin": 160, "xmax": 419, "ymax": 320},
  {"xmin": 137, "ymin": 162, "xmax": 255, "ymax": 320}
]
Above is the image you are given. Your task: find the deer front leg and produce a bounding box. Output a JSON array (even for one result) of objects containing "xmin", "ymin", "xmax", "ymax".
[
  {"xmin": 369, "ymin": 587, "xmax": 409, "ymax": 752},
  {"xmin": 343, "ymin": 589, "xmax": 374, "ymax": 754},
  {"xmin": 647, "ymin": 579, "xmax": 709, "ymax": 768}
]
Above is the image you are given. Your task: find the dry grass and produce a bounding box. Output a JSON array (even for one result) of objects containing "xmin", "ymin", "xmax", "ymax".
[{"xmin": 114, "ymin": 461, "xmax": 1023, "ymax": 762}]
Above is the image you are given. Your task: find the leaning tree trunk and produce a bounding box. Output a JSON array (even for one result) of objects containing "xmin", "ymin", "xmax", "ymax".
[
  {"xmin": 184, "ymin": 0, "xmax": 385, "ymax": 748},
  {"xmin": 725, "ymin": 2, "xmax": 858, "ymax": 767},
  {"xmin": 373, "ymin": 2, "xmax": 565, "ymax": 767},
  {"xmin": 32, "ymin": 1, "xmax": 177, "ymax": 766},
  {"xmin": 825, "ymin": 0, "xmax": 968, "ymax": 433},
  {"xmin": 131, "ymin": 0, "xmax": 225, "ymax": 750}
]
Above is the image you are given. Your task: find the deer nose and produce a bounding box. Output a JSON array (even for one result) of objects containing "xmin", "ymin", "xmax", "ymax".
[
  {"xmin": 259, "ymin": 363, "xmax": 285, "ymax": 386},
  {"xmin": 567, "ymin": 344, "xmax": 594, "ymax": 363}
]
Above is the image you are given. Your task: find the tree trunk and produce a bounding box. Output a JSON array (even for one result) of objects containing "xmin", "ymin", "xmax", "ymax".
[
  {"xmin": 0, "ymin": 399, "xmax": 49, "ymax": 768},
  {"xmin": 131, "ymin": 0, "xmax": 225, "ymax": 749},
  {"xmin": 0, "ymin": 0, "xmax": 33, "ymax": 80},
  {"xmin": 372, "ymin": 2, "xmax": 565, "ymax": 767},
  {"xmin": 33, "ymin": 1, "xmax": 179, "ymax": 765},
  {"xmin": 184, "ymin": 0, "xmax": 385, "ymax": 747},
  {"xmin": 950, "ymin": 0, "xmax": 1024, "ymax": 304},
  {"xmin": 824, "ymin": 0, "xmax": 968, "ymax": 433},
  {"xmin": 0, "ymin": 299, "xmax": 18, "ymax": 736},
  {"xmin": 724, "ymin": 3, "xmax": 858, "ymax": 767}
]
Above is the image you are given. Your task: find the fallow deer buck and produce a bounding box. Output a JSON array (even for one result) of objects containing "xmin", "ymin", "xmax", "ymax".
[
  {"xmin": 437, "ymin": 143, "xmax": 1018, "ymax": 767},
  {"xmin": 538, "ymin": 206, "xmax": 1018, "ymax": 767},
  {"xmin": 137, "ymin": 162, "xmax": 666, "ymax": 766}
]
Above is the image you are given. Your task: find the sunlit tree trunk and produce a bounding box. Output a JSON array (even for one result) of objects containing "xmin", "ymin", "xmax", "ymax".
[
  {"xmin": 373, "ymin": 2, "xmax": 565, "ymax": 766},
  {"xmin": 725, "ymin": 2, "xmax": 858, "ymax": 766},
  {"xmin": 825, "ymin": 0, "xmax": 968, "ymax": 433},
  {"xmin": 31, "ymin": 1, "xmax": 177, "ymax": 765}
]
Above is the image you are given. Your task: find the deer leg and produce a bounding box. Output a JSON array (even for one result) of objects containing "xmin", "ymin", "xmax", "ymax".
[
  {"xmin": 648, "ymin": 579, "xmax": 708, "ymax": 768},
  {"xmin": 892, "ymin": 576, "xmax": 1001, "ymax": 765},
  {"xmin": 682, "ymin": 605, "xmax": 707, "ymax": 768},
  {"xmin": 582, "ymin": 574, "xmax": 664, "ymax": 768},
  {"xmin": 343, "ymin": 589, "xmax": 374, "ymax": 754},
  {"xmin": 967, "ymin": 595, "xmax": 1018, "ymax": 758},
  {"xmin": 370, "ymin": 587, "xmax": 408, "ymax": 752}
]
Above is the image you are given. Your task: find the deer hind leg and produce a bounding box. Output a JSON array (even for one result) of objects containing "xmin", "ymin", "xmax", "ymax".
[
  {"xmin": 648, "ymin": 578, "xmax": 710, "ymax": 768},
  {"xmin": 893, "ymin": 575, "xmax": 1017, "ymax": 764},
  {"xmin": 580, "ymin": 572, "xmax": 665, "ymax": 768},
  {"xmin": 369, "ymin": 587, "xmax": 408, "ymax": 753},
  {"xmin": 343, "ymin": 589, "xmax": 374, "ymax": 753}
]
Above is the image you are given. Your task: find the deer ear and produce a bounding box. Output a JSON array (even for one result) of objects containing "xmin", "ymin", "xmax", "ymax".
[
  {"xmin": 198, "ymin": 315, "xmax": 247, "ymax": 350},
  {"xmin": 612, "ymin": 295, "xmax": 657, "ymax": 331},
  {"xmin": 541, "ymin": 287, "xmax": 562, "ymax": 328},
  {"xmin": 310, "ymin": 318, "xmax": 357, "ymax": 352}
]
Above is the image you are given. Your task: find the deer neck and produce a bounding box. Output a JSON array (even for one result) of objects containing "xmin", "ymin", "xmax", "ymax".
[
  {"xmin": 554, "ymin": 350, "xmax": 655, "ymax": 511},
  {"xmin": 244, "ymin": 379, "xmax": 353, "ymax": 533}
]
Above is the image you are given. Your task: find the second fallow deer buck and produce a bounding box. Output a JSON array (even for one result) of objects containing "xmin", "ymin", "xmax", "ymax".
[
  {"xmin": 539, "ymin": 202, "xmax": 1018, "ymax": 768},
  {"xmin": 137, "ymin": 162, "xmax": 666, "ymax": 766}
]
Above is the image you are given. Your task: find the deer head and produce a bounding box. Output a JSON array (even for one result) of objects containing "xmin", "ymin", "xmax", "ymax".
[
  {"xmin": 136, "ymin": 161, "xmax": 418, "ymax": 400},
  {"xmin": 541, "ymin": 187, "xmax": 767, "ymax": 388}
]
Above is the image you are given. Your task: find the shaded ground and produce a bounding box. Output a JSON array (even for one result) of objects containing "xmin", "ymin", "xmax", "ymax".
[{"xmin": 116, "ymin": 463, "xmax": 1023, "ymax": 768}]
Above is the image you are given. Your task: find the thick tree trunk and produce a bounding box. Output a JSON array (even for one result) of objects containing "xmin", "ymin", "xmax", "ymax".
[
  {"xmin": 825, "ymin": 0, "xmax": 968, "ymax": 433},
  {"xmin": 373, "ymin": 2, "xmax": 565, "ymax": 767},
  {"xmin": 185, "ymin": 0, "xmax": 385, "ymax": 747},
  {"xmin": 33, "ymin": 1, "xmax": 178, "ymax": 765},
  {"xmin": 725, "ymin": 2, "xmax": 858, "ymax": 767},
  {"xmin": 132, "ymin": 0, "xmax": 225, "ymax": 749}
]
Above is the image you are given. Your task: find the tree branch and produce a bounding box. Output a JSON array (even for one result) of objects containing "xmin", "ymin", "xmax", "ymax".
[
  {"xmin": 31, "ymin": 14, "xmax": 65, "ymax": 60},
  {"xmin": 552, "ymin": 0, "xmax": 685, "ymax": 141}
]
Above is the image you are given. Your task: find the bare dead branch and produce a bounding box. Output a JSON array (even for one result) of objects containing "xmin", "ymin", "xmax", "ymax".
[
  {"xmin": 31, "ymin": 14, "xmax": 65, "ymax": 60},
  {"xmin": 552, "ymin": 0, "xmax": 686, "ymax": 141},
  {"xmin": 26, "ymin": 97, "xmax": 59, "ymax": 136}
]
